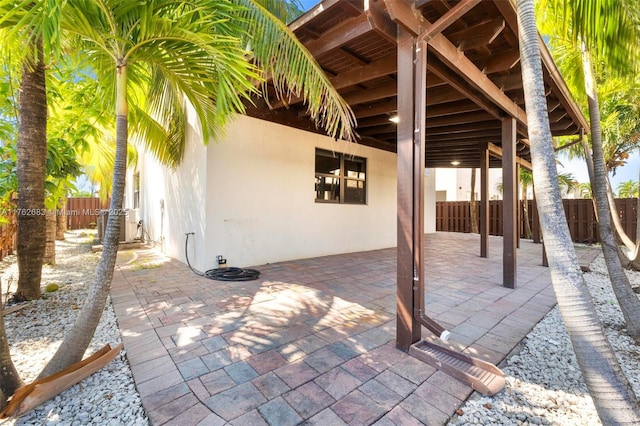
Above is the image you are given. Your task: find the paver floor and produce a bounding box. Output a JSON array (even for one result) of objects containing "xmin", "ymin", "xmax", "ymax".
[{"xmin": 110, "ymin": 232, "xmax": 599, "ymax": 425}]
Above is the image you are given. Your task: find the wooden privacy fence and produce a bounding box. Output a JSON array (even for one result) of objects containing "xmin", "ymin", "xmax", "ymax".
[
  {"xmin": 436, "ymin": 198, "xmax": 638, "ymax": 243},
  {"xmin": 65, "ymin": 198, "xmax": 110, "ymax": 230},
  {"xmin": 0, "ymin": 214, "xmax": 16, "ymax": 261}
]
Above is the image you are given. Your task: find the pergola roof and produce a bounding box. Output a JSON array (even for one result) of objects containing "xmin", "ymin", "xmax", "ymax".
[{"xmin": 245, "ymin": 0, "xmax": 588, "ymax": 169}]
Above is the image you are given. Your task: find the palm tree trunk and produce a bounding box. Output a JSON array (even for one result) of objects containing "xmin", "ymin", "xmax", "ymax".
[
  {"xmin": 40, "ymin": 62, "xmax": 128, "ymax": 377},
  {"xmin": 581, "ymin": 138, "xmax": 635, "ymax": 254},
  {"xmin": 628, "ymin": 169, "xmax": 640, "ymax": 269},
  {"xmin": 0, "ymin": 287, "xmax": 24, "ymax": 409},
  {"xmin": 522, "ymin": 191, "xmax": 532, "ymax": 239},
  {"xmin": 606, "ymin": 177, "xmax": 635, "ymax": 251},
  {"xmin": 56, "ymin": 197, "xmax": 67, "ymax": 240},
  {"xmin": 15, "ymin": 37, "xmax": 47, "ymax": 302},
  {"xmin": 470, "ymin": 168, "xmax": 479, "ymax": 233},
  {"xmin": 44, "ymin": 210, "xmax": 56, "ymax": 264},
  {"xmin": 582, "ymin": 47, "xmax": 640, "ymax": 339},
  {"xmin": 517, "ymin": 1, "xmax": 640, "ymax": 423}
]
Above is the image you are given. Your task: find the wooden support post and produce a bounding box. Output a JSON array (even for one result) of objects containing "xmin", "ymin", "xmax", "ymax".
[
  {"xmin": 480, "ymin": 144, "xmax": 489, "ymax": 257},
  {"xmin": 413, "ymin": 37, "xmax": 427, "ymax": 338},
  {"xmin": 396, "ymin": 26, "xmax": 421, "ymax": 351},
  {"xmin": 516, "ymin": 163, "xmax": 521, "ymax": 249},
  {"xmin": 532, "ymin": 195, "xmax": 541, "ymax": 243},
  {"xmin": 502, "ymin": 117, "xmax": 517, "ymax": 289}
]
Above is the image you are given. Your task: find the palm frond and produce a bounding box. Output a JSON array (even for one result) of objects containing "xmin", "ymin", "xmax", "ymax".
[{"xmin": 235, "ymin": 0, "xmax": 357, "ymax": 142}]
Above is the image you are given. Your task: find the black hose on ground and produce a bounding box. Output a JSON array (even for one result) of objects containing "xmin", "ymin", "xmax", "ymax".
[{"xmin": 184, "ymin": 233, "xmax": 260, "ymax": 281}]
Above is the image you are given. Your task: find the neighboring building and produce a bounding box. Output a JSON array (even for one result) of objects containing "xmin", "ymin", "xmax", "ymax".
[
  {"xmin": 126, "ymin": 114, "xmax": 436, "ymax": 271},
  {"xmin": 435, "ymin": 168, "xmax": 503, "ymax": 201}
]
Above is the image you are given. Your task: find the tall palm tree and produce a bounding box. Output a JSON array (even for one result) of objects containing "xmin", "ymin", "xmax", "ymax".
[
  {"xmin": 517, "ymin": 0, "xmax": 640, "ymax": 423},
  {"xmin": 14, "ymin": 36, "xmax": 47, "ymax": 301},
  {"xmin": 38, "ymin": 0, "xmax": 355, "ymax": 376},
  {"xmin": 541, "ymin": 0, "xmax": 640, "ymax": 340}
]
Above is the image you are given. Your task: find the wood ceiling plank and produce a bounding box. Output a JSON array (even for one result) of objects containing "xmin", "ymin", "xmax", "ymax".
[
  {"xmin": 428, "ymin": 110, "xmax": 496, "ymax": 127},
  {"xmin": 447, "ymin": 17, "xmax": 505, "ymax": 51},
  {"xmin": 427, "ymin": 122, "xmax": 499, "ymax": 136},
  {"xmin": 343, "ymin": 83, "xmax": 397, "ymax": 105},
  {"xmin": 304, "ymin": 14, "xmax": 372, "ymax": 58},
  {"xmin": 357, "ymin": 115, "xmax": 397, "ymax": 128},
  {"xmin": 427, "ymin": 56, "xmax": 504, "ymax": 120},
  {"xmin": 331, "ymin": 56, "xmax": 397, "ymax": 88},
  {"xmin": 272, "ymin": 55, "xmax": 397, "ymax": 109},
  {"xmin": 479, "ymin": 50, "xmax": 520, "ymax": 74},
  {"xmin": 422, "ymin": 0, "xmax": 482, "ymax": 41},
  {"xmin": 353, "ymin": 99, "xmax": 398, "ymax": 118},
  {"xmin": 425, "ymin": 19, "xmax": 528, "ymax": 126},
  {"xmin": 426, "ymin": 100, "xmax": 483, "ymax": 118}
]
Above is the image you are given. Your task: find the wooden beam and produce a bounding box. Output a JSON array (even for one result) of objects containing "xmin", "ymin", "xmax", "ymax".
[
  {"xmin": 480, "ymin": 144, "xmax": 489, "ymax": 257},
  {"xmin": 493, "ymin": 73, "xmax": 523, "ymax": 92},
  {"xmin": 425, "ymin": 19, "xmax": 528, "ymax": 127},
  {"xmin": 480, "ymin": 50, "xmax": 520, "ymax": 74},
  {"xmin": 493, "ymin": 0, "xmax": 588, "ymax": 133},
  {"xmin": 384, "ymin": 0, "xmax": 422, "ymax": 36},
  {"xmin": 272, "ymin": 55, "xmax": 397, "ymax": 109},
  {"xmin": 304, "ymin": 13, "xmax": 372, "ymax": 58},
  {"xmin": 426, "ymin": 100, "xmax": 483, "ymax": 118},
  {"xmin": 488, "ymin": 142, "xmax": 532, "ymax": 169},
  {"xmin": 343, "ymin": 83, "xmax": 397, "ymax": 106},
  {"xmin": 290, "ymin": 0, "xmax": 347, "ymax": 32},
  {"xmin": 357, "ymin": 115, "xmax": 397, "ymax": 128},
  {"xmin": 353, "ymin": 99, "xmax": 398, "ymax": 119},
  {"xmin": 427, "ymin": 110, "xmax": 496, "ymax": 127},
  {"xmin": 422, "ymin": 0, "xmax": 482, "ymax": 41},
  {"xmin": 447, "ymin": 18, "xmax": 506, "ymax": 51},
  {"xmin": 502, "ymin": 117, "xmax": 517, "ymax": 289},
  {"xmin": 427, "ymin": 51, "xmax": 505, "ymax": 121},
  {"xmin": 365, "ymin": 0, "xmax": 397, "ymax": 44},
  {"xmin": 426, "ymin": 122, "xmax": 500, "ymax": 136}
]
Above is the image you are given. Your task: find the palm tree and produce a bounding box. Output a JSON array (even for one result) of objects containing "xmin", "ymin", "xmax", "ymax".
[
  {"xmin": 617, "ymin": 180, "xmax": 638, "ymax": 198},
  {"xmin": 37, "ymin": 0, "xmax": 355, "ymax": 377},
  {"xmin": 13, "ymin": 36, "xmax": 47, "ymax": 301},
  {"xmin": 578, "ymin": 182, "xmax": 592, "ymax": 198},
  {"xmin": 540, "ymin": 0, "xmax": 640, "ymax": 340},
  {"xmin": 516, "ymin": 0, "xmax": 640, "ymax": 423}
]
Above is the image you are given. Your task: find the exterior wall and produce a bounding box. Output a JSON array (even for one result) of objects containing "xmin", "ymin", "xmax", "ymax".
[
  {"xmin": 136, "ymin": 102, "xmax": 209, "ymax": 270},
  {"xmin": 435, "ymin": 168, "xmax": 503, "ymax": 201},
  {"xmin": 134, "ymin": 114, "xmax": 438, "ymax": 270},
  {"xmin": 203, "ymin": 115, "xmax": 399, "ymax": 268}
]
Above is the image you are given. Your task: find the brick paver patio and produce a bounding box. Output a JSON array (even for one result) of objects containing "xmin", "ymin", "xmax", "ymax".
[{"xmin": 110, "ymin": 232, "xmax": 599, "ymax": 425}]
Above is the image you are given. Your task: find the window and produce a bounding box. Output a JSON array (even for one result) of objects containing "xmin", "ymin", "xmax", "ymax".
[{"xmin": 315, "ymin": 149, "xmax": 366, "ymax": 204}]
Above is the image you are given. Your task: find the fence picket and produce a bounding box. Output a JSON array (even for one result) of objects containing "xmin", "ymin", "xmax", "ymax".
[{"xmin": 436, "ymin": 198, "xmax": 638, "ymax": 243}]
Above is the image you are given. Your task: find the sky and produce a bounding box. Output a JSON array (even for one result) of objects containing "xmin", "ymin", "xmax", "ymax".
[
  {"xmin": 299, "ymin": 0, "xmax": 320, "ymax": 12},
  {"xmin": 557, "ymin": 151, "xmax": 640, "ymax": 189}
]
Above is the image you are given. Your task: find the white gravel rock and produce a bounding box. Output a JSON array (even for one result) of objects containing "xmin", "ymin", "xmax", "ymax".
[
  {"xmin": 1, "ymin": 230, "xmax": 148, "ymax": 426},
  {"xmin": 3, "ymin": 235, "xmax": 639, "ymax": 426},
  {"xmin": 448, "ymin": 252, "xmax": 640, "ymax": 426}
]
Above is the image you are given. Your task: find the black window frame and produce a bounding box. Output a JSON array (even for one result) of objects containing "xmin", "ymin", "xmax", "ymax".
[{"xmin": 315, "ymin": 148, "xmax": 367, "ymax": 205}]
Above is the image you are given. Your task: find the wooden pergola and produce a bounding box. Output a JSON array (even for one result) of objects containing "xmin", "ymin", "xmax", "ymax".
[{"xmin": 246, "ymin": 0, "xmax": 588, "ymax": 356}]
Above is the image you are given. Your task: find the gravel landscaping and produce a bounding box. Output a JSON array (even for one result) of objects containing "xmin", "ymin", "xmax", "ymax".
[{"xmin": 0, "ymin": 233, "xmax": 638, "ymax": 425}]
